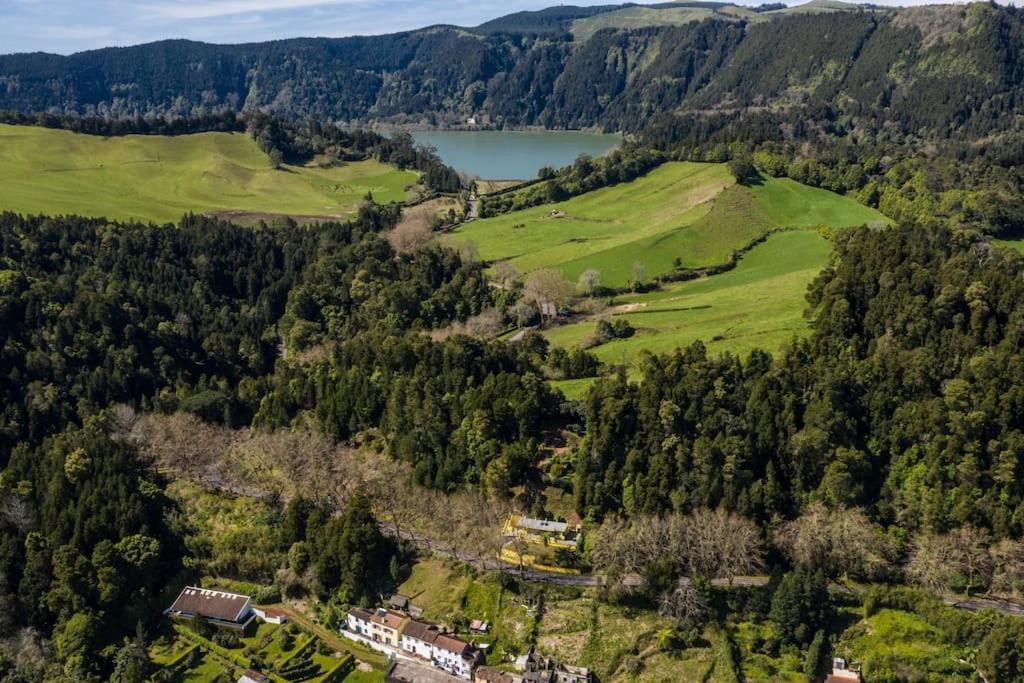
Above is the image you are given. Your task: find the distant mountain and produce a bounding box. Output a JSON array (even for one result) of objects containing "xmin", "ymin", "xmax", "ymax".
[{"xmin": 0, "ymin": 3, "xmax": 1021, "ymax": 139}]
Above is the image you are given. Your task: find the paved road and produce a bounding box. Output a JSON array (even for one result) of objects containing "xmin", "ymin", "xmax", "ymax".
[{"xmin": 381, "ymin": 523, "xmax": 1024, "ymax": 617}]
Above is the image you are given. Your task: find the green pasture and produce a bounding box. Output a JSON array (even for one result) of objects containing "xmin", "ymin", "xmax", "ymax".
[
  {"xmin": 0, "ymin": 123, "xmax": 418, "ymax": 223},
  {"xmin": 543, "ymin": 230, "xmax": 832, "ymax": 365},
  {"xmin": 447, "ymin": 162, "xmax": 884, "ymax": 288}
]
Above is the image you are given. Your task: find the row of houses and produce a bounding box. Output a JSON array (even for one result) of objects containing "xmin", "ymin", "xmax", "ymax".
[{"xmin": 345, "ymin": 607, "xmax": 482, "ymax": 679}]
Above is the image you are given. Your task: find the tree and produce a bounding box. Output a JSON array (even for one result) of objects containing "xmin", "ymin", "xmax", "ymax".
[
  {"xmin": 770, "ymin": 567, "xmax": 829, "ymax": 645},
  {"xmin": 493, "ymin": 261, "xmax": 522, "ymax": 290},
  {"xmin": 727, "ymin": 158, "xmax": 759, "ymax": 185},
  {"xmin": 111, "ymin": 631, "xmax": 150, "ymax": 683},
  {"xmin": 523, "ymin": 268, "xmax": 572, "ymax": 322},
  {"xmin": 683, "ymin": 508, "xmax": 764, "ymax": 584},
  {"xmin": 658, "ymin": 578, "xmax": 709, "ymax": 629},
  {"xmin": 990, "ymin": 538, "xmax": 1024, "ymax": 597},
  {"xmin": 630, "ymin": 261, "xmax": 646, "ymax": 286},
  {"xmin": 577, "ymin": 269, "xmax": 602, "ymax": 296},
  {"xmin": 387, "ymin": 206, "xmax": 437, "ymax": 253},
  {"xmin": 775, "ymin": 502, "xmax": 892, "ymax": 580},
  {"xmin": 907, "ymin": 525, "xmax": 992, "ymax": 595},
  {"xmin": 54, "ymin": 611, "xmax": 98, "ymax": 676},
  {"xmin": 977, "ymin": 620, "xmax": 1024, "ymax": 683},
  {"xmin": 803, "ymin": 629, "xmax": 829, "ymax": 681}
]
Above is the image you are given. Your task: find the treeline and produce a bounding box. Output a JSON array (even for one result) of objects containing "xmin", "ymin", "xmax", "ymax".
[
  {"xmin": 244, "ymin": 114, "xmax": 462, "ymax": 192},
  {"xmin": 0, "ymin": 204, "xmax": 493, "ymax": 459},
  {"xmin": 479, "ymin": 147, "xmax": 665, "ymax": 217},
  {"xmin": 0, "ymin": 109, "xmax": 244, "ymax": 136},
  {"xmin": 640, "ymin": 107, "xmax": 1024, "ymax": 236},
  {"xmin": 576, "ymin": 223, "xmax": 1024, "ymax": 539}
]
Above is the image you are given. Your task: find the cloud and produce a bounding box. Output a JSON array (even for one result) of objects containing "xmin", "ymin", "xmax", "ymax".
[{"xmin": 151, "ymin": 0, "xmax": 371, "ymax": 20}]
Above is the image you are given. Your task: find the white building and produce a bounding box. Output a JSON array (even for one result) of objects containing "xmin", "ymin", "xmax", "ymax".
[
  {"xmin": 432, "ymin": 633, "xmax": 479, "ymax": 679},
  {"xmin": 400, "ymin": 619, "xmax": 440, "ymax": 659}
]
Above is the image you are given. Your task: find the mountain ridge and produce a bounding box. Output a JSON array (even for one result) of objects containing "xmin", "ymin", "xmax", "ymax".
[{"xmin": 0, "ymin": 2, "xmax": 1016, "ymax": 140}]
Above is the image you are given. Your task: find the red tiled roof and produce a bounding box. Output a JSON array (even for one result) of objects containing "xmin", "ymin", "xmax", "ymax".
[
  {"xmin": 402, "ymin": 619, "xmax": 440, "ymax": 644},
  {"xmin": 434, "ymin": 633, "xmax": 472, "ymax": 657},
  {"xmin": 373, "ymin": 609, "xmax": 407, "ymax": 630}
]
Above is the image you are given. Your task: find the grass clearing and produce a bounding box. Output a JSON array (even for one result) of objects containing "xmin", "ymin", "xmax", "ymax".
[
  {"xmin": 994, "ymin": 237, "xmax": 1024, "ymax": 254},
  {"xmin": 835, "ymin": 608, "xmax": 974, "ymax": 681},
  {"xmin": 398, "ymin": 558, "xmax": 535, "ymax": 665},
  {"xmin": 0, "ymin": 123, "xmax": 418, "ymax": 223},
  {"xmin": 544, "ymin": 230, "xmax": 832, "ymax": 366},
  {"xmin": 448, "ymin": 162, "xmax": 884, "ymax": 288}
]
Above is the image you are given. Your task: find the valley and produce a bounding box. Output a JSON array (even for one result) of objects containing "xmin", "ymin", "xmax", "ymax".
[{"xmin": 3, "ymin": 2, "xmax": 1024, "ymax": 682}]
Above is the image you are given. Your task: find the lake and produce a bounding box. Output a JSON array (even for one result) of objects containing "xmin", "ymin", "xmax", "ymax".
[{"xmin": 412, "ymin": 130, "xmax": 621, "ymax": 180}]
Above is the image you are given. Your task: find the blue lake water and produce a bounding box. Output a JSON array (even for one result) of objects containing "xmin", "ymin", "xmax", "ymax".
[{"xmin": 412, "ymin": 130, "xmax": 621, "ymax": 180}]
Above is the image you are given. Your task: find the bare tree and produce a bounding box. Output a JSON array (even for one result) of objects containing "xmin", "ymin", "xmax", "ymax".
[
  {"xmin": 659, "ymin": 578, "xmax": 709, "ymax": 628},
  {"xmin": 775, "ymin": 502, "xmax": 892, "ymax": 580},
  {"xmin": 683, "ymin": 508, "xmax": 764, "ymax": 584},
  {"xmin": 523, "ymin": 268, "xmax": 572, "ymax": 322},
  {"xmin": 989, "ymin": 538, "xmax": 1024, "ymax": 597},
  {"xmin": 907, "ymin": 525, "xmax": 992, "ymax": 596},
  {"xmin": 387, "ymin": 206, "xmax": 437, "ymax": 253},
  {"xmin": 907, "ymin": 532, "xmax": 962, "ymax": 594},
  {"xmin": 134, "ymin": 412, "xmax": 232, "ymax": 486},
  {"xmin": 429, "ymin": 308, "xmax": 505, "ymax": 341},
  {"xmin": 108, "ymin": 403, "xmax": 139, "ymax": 442},
  {"xmin": 590, "ymin": 509, "xmax": 762, "ymax": 587},
  {"xmin": 630, "ymin": 260, "xmax": 646, "ymax": 284},
  {"xmin": 949, "ymin": 525, "xmax": 993, "ymax": 595},
  {"xmin": 0, "ymin": 494, "xmax": 33, "ymax": 533},
  {"xmin": 577, "ymin": 269, "xmax": 602, "ymax": 296},
  {"xmin": 492, "ymin": 261, "xmax": 522, "ymax": 291}
]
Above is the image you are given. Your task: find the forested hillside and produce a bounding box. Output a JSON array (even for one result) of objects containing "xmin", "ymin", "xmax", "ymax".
[{"xmin": 2, "ymin": 3, "xmax": 1024, "ymax": 141}]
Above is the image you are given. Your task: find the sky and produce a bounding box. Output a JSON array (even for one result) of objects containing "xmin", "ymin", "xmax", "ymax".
[{"xmin": 1, "ymin": 0, "xmax": 966, "ymax": 56}]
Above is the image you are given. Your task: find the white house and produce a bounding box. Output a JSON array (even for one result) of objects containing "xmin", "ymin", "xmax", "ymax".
[
  {"xmin": 399, "ymin": 619, "xmax": 440, "ymax": 659},
  {"xmin": 432, "ymin": 633, "xmax": 479, "ymax": 680},
  {"xmin": 346, "ymin": 607, "xmax": 406, "ymax": 647},
  {"xmin": 252, "ymin": 606, "xmax": 287, "ymax": 624}
]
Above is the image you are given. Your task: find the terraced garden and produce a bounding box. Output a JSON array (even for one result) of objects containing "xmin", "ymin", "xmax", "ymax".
[
  {"xmin": 0, "ymin": 123, "xmax": 419, "ymax": 223},
  {"xmin": 148, "ymin": 617, "xmax": 355, "ymax": 682}
]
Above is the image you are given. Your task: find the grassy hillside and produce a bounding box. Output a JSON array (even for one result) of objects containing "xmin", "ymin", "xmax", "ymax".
[
  {"xmin": 448, "ymin": 162, "xmax": 884, "ymax": 288},
  {"xmin": 546, "ymin": 230, "xmax": 832, "ymax": 367},
  {"xmin": 570, "ymin": 3, "xmax": 762, "ymax": 40},
  {"xmin": 568, "ymin": 0, "xmax": 877, "ymax": 40},
  {"xmin": 0, "ymin": 124, "xmax": 419, "ymax": 223}
]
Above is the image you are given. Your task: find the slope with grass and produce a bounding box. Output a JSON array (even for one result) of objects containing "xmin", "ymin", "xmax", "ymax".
[
  {"xmin": 0, "ymin": 123, "xmax": 419, "ymax": 223},
  {"xmin": 570, "ymin": 3, "xmax": 763, "ymax": 40},
  {"xmin": 545, "ymin": 230, "xmax": 832, "ymax": 369},
  {"xmin": 448, "ymin": 161, "xmax": 885, "ymax": 289}
]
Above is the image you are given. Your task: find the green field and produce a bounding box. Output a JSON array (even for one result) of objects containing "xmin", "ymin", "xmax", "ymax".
[
  {"xmin": 543, "ymin": 231, "xmax": 832, "ymax": 367},
  {"xmin": 448, "ymin": 162, "xmax": 885, "ymax": 288},
  {"xmin": 0, "ymin": 123, "xmax": 419, "ymax": 223},
  {"xmin": 994, "ymin": 237, "xmax": 1024, "ymax": 254}
]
